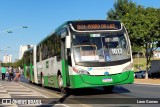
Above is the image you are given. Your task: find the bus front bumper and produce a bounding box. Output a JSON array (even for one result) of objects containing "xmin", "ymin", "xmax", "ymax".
[{"xmin": 69, "ymin": 71, "xmax": 134, "ymax": 88}]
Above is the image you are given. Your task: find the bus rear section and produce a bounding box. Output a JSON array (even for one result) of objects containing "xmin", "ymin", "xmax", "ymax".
[{"xmin": 23, "ymin": 46, "xmax": 38, "ymax": 83}]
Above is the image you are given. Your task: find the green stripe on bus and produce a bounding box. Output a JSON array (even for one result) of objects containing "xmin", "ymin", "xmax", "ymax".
[
  {"xmin": 61, "ymin": 59, "xmax": 70, "ymax": 87},
  {"xmin": 44, "ymin": 76, "xmax": 48, "ymax": 86},
  {"xmin": 29, "ymin": 64, "xmax": 34, "ymax": 82},
  {"xmin": 69, "ymin": 71, "xmax": 134, "ymax": 88},
  {"xmin": 62, "ymin": 59, "xmax": 67, "ymax": 87}
]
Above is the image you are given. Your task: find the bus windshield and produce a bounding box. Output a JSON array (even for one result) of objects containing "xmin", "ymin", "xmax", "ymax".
[{"xmin": 72, "ymin": 32, "xmax": 130, "ymax": 63}]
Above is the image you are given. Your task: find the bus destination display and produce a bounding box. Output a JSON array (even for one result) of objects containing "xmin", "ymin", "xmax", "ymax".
[
  {"xmin": 77, "ymin": 24, "xmax": 116, "ymax": 30},
  {"xmin": 71, "ymin": 21, "xmax": 121, "ymax": 31}
]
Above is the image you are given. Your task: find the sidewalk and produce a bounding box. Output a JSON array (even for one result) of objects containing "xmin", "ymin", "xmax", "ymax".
[{"xmin": 134, "ymin": 78, "xmax": 160, "ymax": 85}]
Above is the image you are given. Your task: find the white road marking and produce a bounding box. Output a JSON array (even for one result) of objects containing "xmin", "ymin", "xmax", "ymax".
[
  {"xmin": 20, "ymin": 82, "xmax": 61, "ymax": 98},
  {"xmin": 20, "ymin": 82, "xmax": 92, "ymax": 107},
  {"xmin": 0, "ymin": 81, "xmax": 48, "ymax": 98},
  {"xmin": 0, "ymin": 94, "xmax": 11, "ymax": 98},
  {"xmin": 0, "ymin": 90, "xmax": 7, "ymax": 92}
]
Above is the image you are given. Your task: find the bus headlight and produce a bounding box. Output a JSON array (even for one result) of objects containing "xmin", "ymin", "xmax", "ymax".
[
  {"xmin": 78, "ymin": 69, "xmax": 90, "ymax": 75},
  {"xmin": 122, "ymin": 63, "xmax": 133, "ymax": 72},
  {"xmin": 73, "ymin": 67, "xmax": 90, "ymax": 75}
]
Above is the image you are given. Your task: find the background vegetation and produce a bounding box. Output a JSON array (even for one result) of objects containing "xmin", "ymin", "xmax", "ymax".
[
  {"xmin": 1, "ymin": 0, "xmax": 159, "ymax": 79},
  {"xmin": 107, "ymin": 0, "xmax": 160, "ymax": 78}
]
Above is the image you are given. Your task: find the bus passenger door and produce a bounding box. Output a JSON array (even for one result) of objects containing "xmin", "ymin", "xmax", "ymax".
[{"xmin": 61, "ymin": 37, "xmax": 70, "ymax": 87}]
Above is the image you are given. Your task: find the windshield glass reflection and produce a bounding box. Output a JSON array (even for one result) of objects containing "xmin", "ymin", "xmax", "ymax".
[{"xmin": 72, "ymin": 32, "xmax": 130, "ymax": 63}]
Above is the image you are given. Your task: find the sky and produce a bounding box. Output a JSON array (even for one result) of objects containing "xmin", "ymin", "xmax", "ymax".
[{"xmin": 0, "ymin": 0, "xmax": 159, "ymax": 62}]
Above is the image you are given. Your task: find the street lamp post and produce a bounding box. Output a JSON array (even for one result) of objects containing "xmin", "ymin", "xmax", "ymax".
[
  {"xmin": 0, "ymin": 50, "xmax": 3, "ymax": 68},
  {"xmin": 0, "ymin": 26, "xmax": 28, "ymax": 63},
  {"xmin": 0, "ymin": 26, "xmax": 28, "ymax": 34},
  {"xmin": 0, "ymin": 61, "xmax": 1, "ymax": 68}
]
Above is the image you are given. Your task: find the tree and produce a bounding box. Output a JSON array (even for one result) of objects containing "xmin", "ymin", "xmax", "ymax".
[
  {"xmin": 107, "ymin": 0, "xmax": 160, "ymax": 79},
  {"xmin": 12, "ymin": 58, "xmax": 24, "ymax": 68}
]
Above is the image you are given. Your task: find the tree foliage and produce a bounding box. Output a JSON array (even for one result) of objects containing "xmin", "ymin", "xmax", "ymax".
[
  {"xmin": 1, "ymin": 58, "xmax": 24, "ymax": 68},
  {"xmin": 107, "ymin": 0, "xmax": 160, "ymax": 78},
  {"xmin": 12, "ymin": 58, "xmax": 24, "ymax": 68}
]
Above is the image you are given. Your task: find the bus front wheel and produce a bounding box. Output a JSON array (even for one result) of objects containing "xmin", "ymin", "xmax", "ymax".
[
  {"xmin": 58, "ymin": 74, "xmax": 67, "ymax": 94},
  {"xmin": 103, "ymin": 86, "xmax": 114, "ymax": 93}
]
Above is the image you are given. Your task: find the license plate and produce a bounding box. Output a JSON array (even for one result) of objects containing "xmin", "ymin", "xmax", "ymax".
[{"xmin": 102, "ymin": 78, "xmax": 113, "ymax": 82}]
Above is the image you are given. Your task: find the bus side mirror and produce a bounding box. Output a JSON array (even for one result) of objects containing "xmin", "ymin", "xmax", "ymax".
[
  {"xmin": 67, "ymin": 49, "xmax": 72, "ymax": 66},
  {"xmin": 67, "ymin": 49, "xmax": 71, "ymax": 56}
]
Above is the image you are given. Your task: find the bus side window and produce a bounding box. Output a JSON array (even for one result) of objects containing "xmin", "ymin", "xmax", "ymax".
[
  {"xmin": 36, "ymin": 46, "xmax": 40, "ymax": 62},
  {"xmin": 55, "ymin": 33, "xmax": 61, "ymax": 61}
]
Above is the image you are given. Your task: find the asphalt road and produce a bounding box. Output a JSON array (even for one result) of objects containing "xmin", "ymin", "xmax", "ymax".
[{"xmin": 19, "ymin": 76, "xmax": 160, "ymax": 107}]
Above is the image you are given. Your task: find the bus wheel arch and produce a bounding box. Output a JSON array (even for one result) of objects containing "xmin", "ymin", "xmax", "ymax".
[{"xmin": 57, "ymin": 70, "xmax": 67, "ymax": 94}]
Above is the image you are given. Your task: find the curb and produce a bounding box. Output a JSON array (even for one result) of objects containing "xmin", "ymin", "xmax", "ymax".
[{"xmin": 134, "ymin": 82, "xmax": 160, "ymax": 86}]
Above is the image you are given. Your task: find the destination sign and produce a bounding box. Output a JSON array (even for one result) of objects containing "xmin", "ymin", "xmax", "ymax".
[{"xmin": 71, "ymin": 20, "xmax": 121, "ymax": 31}]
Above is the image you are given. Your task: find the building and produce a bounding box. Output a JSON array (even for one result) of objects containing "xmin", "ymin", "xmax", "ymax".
[
  {"xmin": 153, "ymin": 47, "xmax": 160, "ymax": 58},
  {"xmin": 3, "ymin": 55, "xmax": 12, "ymax": 63},
  {"xmin": 19, "ymin": 45, "xmax": 33, "ymax": 59}
]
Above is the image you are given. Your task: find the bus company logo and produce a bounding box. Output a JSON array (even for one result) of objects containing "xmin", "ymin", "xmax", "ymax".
[
  {"xmin": 91, "ymin": 68, "xmax": 108, "ymax": 70},
  {"xmin": 2, "ymin": 99, "xmax": 11, "ymax": 105},
  {"xmin": 88, "ymin": 68, "xmax": 93, "ymax": 71},
  {"xmin": 104, "ymin": 71, "xmax": 109, "ymax": 76}
]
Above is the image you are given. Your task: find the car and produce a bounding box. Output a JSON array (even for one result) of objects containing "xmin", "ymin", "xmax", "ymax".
[{"xmin": 134, "ymin": 70, "xmax": 146, "ymax": 78}]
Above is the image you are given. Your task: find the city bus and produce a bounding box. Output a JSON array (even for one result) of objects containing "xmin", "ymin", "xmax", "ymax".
[
  {"xmin": 23, "ymin": 20, "xmax": 134, "ymax": 93},
  {"xmin": 23, "ymin": 46, "xmax": 38, "ymax": 83}
]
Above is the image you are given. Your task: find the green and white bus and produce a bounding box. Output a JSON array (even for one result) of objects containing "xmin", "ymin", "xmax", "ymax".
[
  {"xmin": 23, "ymin": 20, "xmax": 134, "ymax": 93},
  {"xmin": 23, "ymin": 46, "xmax": 37, "ymax": 83}
]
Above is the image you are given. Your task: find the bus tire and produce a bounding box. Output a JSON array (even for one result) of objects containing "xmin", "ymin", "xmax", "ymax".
[
  {"xmin": 58, "ymin": 74, "xmax": 67, "ymax": 94},
  {"xmin": 103, "ymin": 85, "xmax": 114, "ymax": 93}
]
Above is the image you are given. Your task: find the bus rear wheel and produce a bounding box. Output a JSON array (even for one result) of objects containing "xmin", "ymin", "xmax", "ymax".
[
  {"xmin": 58, "ymin": 74, "xmax": 67, "ymax": 94},
  {"xmin": 103, "ymin": 86, "xmax": 114, "ymax": 93}
]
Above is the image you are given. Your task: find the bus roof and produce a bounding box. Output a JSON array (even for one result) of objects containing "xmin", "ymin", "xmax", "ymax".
[
  {"xmin": 55, "ymin": 20, "xmax": 121, "ymax": 32},
  {"xmin": 37, "ymin": 20, "xmax": 121, "ymax": 46}
]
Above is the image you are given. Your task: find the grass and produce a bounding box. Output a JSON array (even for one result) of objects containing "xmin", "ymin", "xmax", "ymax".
[
  {"xmin": 133, "ymin": 58, "xmax": 160, "ymax": 72},
  {"xmin": 133, "ymin": 58, "xmax": 146, "ymax": 72}
]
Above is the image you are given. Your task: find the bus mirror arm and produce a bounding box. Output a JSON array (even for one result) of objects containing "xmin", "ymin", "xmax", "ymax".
[
  {"xmin": 67, "ymin": 49, "xmax": 71, "ymax": 57},
  {"xmin": 67, "ymin": 49, "xmax": 72, "ymax": 66}
]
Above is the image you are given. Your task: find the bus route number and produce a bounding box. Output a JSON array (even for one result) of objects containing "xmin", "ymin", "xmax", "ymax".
[{"xmin": 111, "ymin": 48, "xmax": 122, "ymax": 55}]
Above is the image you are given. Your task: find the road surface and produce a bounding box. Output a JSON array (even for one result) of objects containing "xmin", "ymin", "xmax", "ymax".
[{"xmin": 1, "ymin": 76, "xmax": 160, "ymax": 107}]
